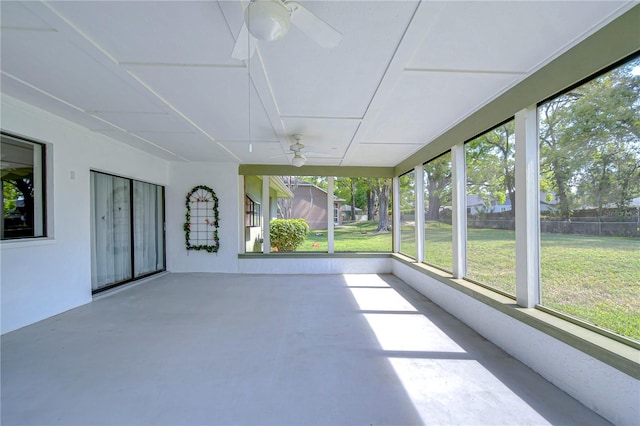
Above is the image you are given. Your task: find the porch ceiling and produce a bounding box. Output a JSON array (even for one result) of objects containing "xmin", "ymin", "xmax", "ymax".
[{"xmin": 0, "ymin": 1, "xmax": 634, "ymax": 166}]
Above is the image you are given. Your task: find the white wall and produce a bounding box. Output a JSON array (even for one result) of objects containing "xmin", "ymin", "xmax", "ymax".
[
  {"xmin": 392, "ymin": 260, "xmax": 639, "ymax": 426},
  {"xmin": 239, "ymin": 257, "xmax": 392, "ymax": 275},
  {"xmin": 166, "ymin": 162, "xmax": 240, "ymax": 273},
  {"xmin": 0, "ymin": 96, "xmax": 170, "ymax": 334}
]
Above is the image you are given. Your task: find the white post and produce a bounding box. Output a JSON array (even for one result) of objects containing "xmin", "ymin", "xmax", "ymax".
[
  {"xmin": 515, "ymin": 106, "xmax": 541, "ymax": 308},
  {"xmin": 327, "ymin": 176, "xmax": 335, "ymax": 253},
  {"xmin": 451, "ymin": 143, "xmax": 467, "ymax": 279},
  {"xmin": 415, "ymin": 165, "xmax": 425, "ymax": 262},
  {"xmin": 392, "ymin": 176, "xmax": 401, "ymax": 253},
  {"xmin": 262, "ymin": 176, "xmax": 270, "ymax": 254}
]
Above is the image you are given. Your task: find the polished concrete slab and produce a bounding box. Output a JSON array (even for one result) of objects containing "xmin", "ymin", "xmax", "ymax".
[{"xmin": 1, "ymin": 273, "xmax": 609, "ymax": 425}]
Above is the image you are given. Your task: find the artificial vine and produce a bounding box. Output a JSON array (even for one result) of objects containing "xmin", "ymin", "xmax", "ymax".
[{"xmin": 184, "ymin": 185, "xmax": 220, "ymax": 253}]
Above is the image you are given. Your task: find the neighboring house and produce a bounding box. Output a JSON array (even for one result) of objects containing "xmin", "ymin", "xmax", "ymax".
[
  {"xmin": 465, "ymin": 191, "xmax": 559, "ymax": 215},
  {"xmin": 281, "ymin": 180, "xmax": 344, "ymax": 230},
  {"xmin": 604, "ymin": 196, "xmax": 640, "ymax": 209},
  {"xmin": 466, "ymin": 194, "xmax": 512, "ymax": 215},
  {"xmin": 340, "ymin": 204, "xmax": 364, "ymax": 222}
]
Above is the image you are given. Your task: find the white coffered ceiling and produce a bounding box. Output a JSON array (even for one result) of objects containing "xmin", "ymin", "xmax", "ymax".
[{"xmin": 1, "ymin": 1, "xmax": 635, "ymax": 166}]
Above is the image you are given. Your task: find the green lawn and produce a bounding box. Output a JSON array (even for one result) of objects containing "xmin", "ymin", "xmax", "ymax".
[
  {"xmin": 298, "ymin": 221, "xmax": 391, "ymax": 252},
  {"xmin": 297, "ymin": 221, "xmax": 640, "ymax": 341}
]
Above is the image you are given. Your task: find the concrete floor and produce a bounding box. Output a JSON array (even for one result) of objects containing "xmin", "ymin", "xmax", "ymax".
[{"xmin": 1, "ymin": 273, "xmax": 609, "ymax": 425}]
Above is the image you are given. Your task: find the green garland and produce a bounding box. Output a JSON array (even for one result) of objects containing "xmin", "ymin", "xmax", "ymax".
[{"xmin": 184, "ymin": 185, "xmax": 220, "ymax": 253}]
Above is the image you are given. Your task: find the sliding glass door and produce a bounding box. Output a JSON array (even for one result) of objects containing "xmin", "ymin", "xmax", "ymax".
[
  {"xmin": 133, "ymin": 181, "xmax": 164, "ymax": 278},
  {"xmin": 90, "ymin": 172, "xmax": 165, "ymax": 292}
]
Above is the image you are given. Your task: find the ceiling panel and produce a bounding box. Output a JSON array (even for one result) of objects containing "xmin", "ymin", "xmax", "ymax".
[
  {"xmin": 219, "ymin": 140, "xmax": 285, "ymax": 164},
  {"xmin": 344, "ymin": 143, "xmax": 423, "ymax": 167},
  {"xmin": 409, "ymin": 1, "xmax": 630, "ymax": 73},
  {"xmin": 1, "ymin": 30, "xmax": 163, "ymax": 113},
  {"xmin": 0, "ymin": 1, "xmax": 55, "ymax": 30},
  {"xmin": 133, "ymin": 131, "xmax": 235, "ymax": 162},
  {"xmin": 0, "ymin": 74, "xmax": 113, "ymax": 132},
  {"xmin": 362, "ymin": 71, "xmax": 519, "ymax": 144},
  {"xmin": 91, "ymin": 129, "xmax": 186, "ymax": 161},
  {"xmin": 128, "ymin": 65, "xmax": 277, "ymax": 142},
  {"xmin": 259, "ymin": 0, "xmax": 420, "ymax": 118},
  {"xmin": 91, "ymin": 112, "xmax": 194, "ymax": 133},
  {"xmin": 304, "ymin": 157, "xmax": 343, "ymax": 166},
  {"xmin": 49, "ymin": 1, "xmax": 240, "ymax": 66}
]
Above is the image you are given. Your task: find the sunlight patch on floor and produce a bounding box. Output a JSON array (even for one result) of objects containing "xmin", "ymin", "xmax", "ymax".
[
  {"xmin": 342, "ymin": 273, "xmax": 544, "ymax": 424},
  {"xmin": 362, "ymin": 313, "xmax": 465, "ymax": 352}
]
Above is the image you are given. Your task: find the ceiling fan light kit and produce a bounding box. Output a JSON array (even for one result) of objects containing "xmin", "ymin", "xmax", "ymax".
[
  {"xmin": 246, "ymin": 0, "xmax": 290, "ymax": 41},
  {"xmin": 291, "ymin": 152, "xmax": 306, "ymax": 167},
  {"xmin": 232, "ymin": 0, "xmax": 342, "ymax": 60}
]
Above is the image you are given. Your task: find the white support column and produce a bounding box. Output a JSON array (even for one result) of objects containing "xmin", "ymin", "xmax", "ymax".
[
  {"xmin": 414, "ymin": 165, "xmax": 425, "ymax": 262},
  {"xmin": 451, "ymin": 143, "xmax": 467, "ymax": 279},
  {"xmin": 392, "ymin": 176, "xmax": 401, "ymax": 253},
  {"xmin": 238, "ymin": 174, "xmax": 245, "ymax": 253},
  {"xmin": 327, "ymin": 176, "xmax": 335, "ymax": 254},
  {"xmin": 515, "ymin": 106, "xmax": 541, "ymax": 308},
  {"xmin": 262, "ymin": 176, "xmax": 270, "ymax": 254}
]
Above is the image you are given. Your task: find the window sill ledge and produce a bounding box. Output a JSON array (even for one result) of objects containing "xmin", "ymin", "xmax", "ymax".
[
  {"xmin": 238, "ymin": 252, "xmax": 392, "ymax": 259},
  {"xmin": 1, "ymin": 237, "xmax": 56, "ymax": 250},
  {"xmin": 391, "ymin": 253, "xmax": 640, "ymax": 380}
]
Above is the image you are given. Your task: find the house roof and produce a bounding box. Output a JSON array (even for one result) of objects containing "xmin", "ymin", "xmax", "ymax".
[
  {"xmin": 268, "ymin": 176, "xmax": 294, "ymax": 199},
  {"xmin": 1, "ymin": 1, "xmax": 635, "ymax": 169},
  {"xmin": 341, "ymin": 205, "xmax": 363, "ymax": 213},
  {"xmin": 294, "ymin": 180, "xmax": 344, "ymax": 202}
]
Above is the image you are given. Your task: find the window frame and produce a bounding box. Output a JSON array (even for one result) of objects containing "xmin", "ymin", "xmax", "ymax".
[
  {"xmin": 1, "ymin": 131, "xmax": 47, "ymax": 241},
  {"xmin": 245, "ymin": 195, "xmax": 262, "ymax": 228},
  {"xmin": 462, "ymin": 118, "xmax": 518, "ymax": 297},
  {"xmin": 534, "ymin": 52, "xmax": 640, "ymax": 342},
  {"xmin": 422, "ymin": 150, "xmax": 454, "ymax": 274}
]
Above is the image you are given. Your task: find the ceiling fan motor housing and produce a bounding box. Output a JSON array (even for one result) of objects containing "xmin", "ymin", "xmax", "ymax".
[{"xmin": 246, "ymin": 0, "xmax": 291, "ymax": 41}]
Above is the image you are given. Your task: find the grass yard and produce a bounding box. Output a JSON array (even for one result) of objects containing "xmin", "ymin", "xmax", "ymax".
[
  {"xmin": 540, "ymin": 232, "xmax": 639, "ymax": 340},
  {"xmin": 298, "ymin": 221, "xmax": 392, "ymax": 252},
  {"xmin": 298, "ymin": 221, "xmax": 640, "ymax": 341}
]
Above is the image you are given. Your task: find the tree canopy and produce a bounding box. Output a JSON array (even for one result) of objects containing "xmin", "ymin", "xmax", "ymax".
[{"xmin": 539, "ymin": 57, "xmax": 640, "ymax": 218}]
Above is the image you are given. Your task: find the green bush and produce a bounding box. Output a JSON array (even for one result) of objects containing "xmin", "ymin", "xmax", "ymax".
[{"xmin": 270, "ymin": 218, "xmax": 309, "ymax": 251}]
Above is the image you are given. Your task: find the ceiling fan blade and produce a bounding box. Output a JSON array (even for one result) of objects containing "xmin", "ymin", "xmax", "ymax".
[
  {"xmin": 232, "ymin": 22, "xmax": 257, "ymax": 60},
  {"xmin": 269, "ymin": 152, "xmax": 294, "ymax": 159},
  {"xmin": 289, "ymin": 3, "xmax": 342, "ymax": 48}
]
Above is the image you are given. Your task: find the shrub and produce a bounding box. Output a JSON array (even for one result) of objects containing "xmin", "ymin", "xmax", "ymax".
[{"xmin": 270, "ymin": 218, "xmax": 310, "ymax": 251}]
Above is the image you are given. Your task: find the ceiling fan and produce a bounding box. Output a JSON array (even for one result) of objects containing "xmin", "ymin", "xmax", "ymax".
[
  {"xmin": 273, "ymin": 134, "xmax": 331, "ymax": 167},
  {"xmin": 232, "ymin": 0, "xmax": 343, "ymax": 60}
]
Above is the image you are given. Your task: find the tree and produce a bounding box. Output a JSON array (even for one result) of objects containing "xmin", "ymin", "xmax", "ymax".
[
  {"xmin": 466, "ymin": 122, "xmax": 516, "ymax": 216},
  {"xmin": 398, "ymin": 173, "xmax": 415, "ymax": 215},
  {"xmin": 277, "ymin": 176, "xmax": 299, "ymax": 219},
  {"xmin": 366, "ymin": 189, "xmax": 375, "ymax": 221},
  {"xmin": 365, "ymin": 178, "xmax": 392, "ymax": 232},
  {"xmin": 539, "ymin": 57, "xmax": 640, "ymax": 218},
  {"xmin": 2, "ymin": 173, "xmax": 34, "ymax": 232},
  {"xmin": 335, "ymin": 177, "xmax": 358, "ymax": 221},
  {"xmin": 570, "ymin": 61, "xmax": 640, "ymax": 214},
  {"xmin": 3, "ymin": 180, "xmax": 20, "ymax": 216},
  {"xmin": 539, "ymin": 95, "xmax": 584, "ymax": 219},
  {"xmin": 424, "ymin": 154, "xmax": 452, "ymax": 221}
]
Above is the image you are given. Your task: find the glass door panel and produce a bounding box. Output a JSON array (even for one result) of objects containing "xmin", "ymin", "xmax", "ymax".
[
  {"xmin": 133, "ymin": 181, "xmax": 165, "ymax": 277},
  {"xmin": 90, "ymin": 172, "xmax": 132, "ymax": 290}
]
